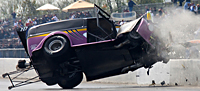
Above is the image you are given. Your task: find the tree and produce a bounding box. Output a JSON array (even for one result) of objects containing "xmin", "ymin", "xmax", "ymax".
[
  {"xmin": 115, "ymin": 0, "xmax": 122, "ymax": 12},
  {"xmin": 106, "ymin": 0, "xmax": 113, "ymax": 13},
  {"xmin": 133, "ymin": 0, "xmax": 163, "ymax": 4}
]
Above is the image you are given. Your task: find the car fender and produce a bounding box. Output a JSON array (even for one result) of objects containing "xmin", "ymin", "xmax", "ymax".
[{"xmin": 31, "ymin": 31, "xmax": 72, "ymax": 56}]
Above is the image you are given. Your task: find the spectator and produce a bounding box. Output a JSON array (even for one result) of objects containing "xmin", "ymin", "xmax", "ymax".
[
  {"xmin": 45, "ymin": 15, "xmax": 50, "ymax": 22},
  {"xmin": 28, "ymin": 20, "xmax": 33, "ymax": 27},
  {"xmin": 79, "ymin": 12, "xmax": 85, "ymax": 18},
  {"xmin": 50, "ymin": 18, "xmax": 56, "ymax": 22},
  {"xmin": 11, "ymin": 11, "xmax": 16, "ymax": 24},
  {"xmin": 32, "ymin": 19, "xmax": 37, "ymax": 25},
  {"xmin": 178, "ymin": 0, "xmax": 184, "ymax": 7},
  {"xmin": 190, "ymin": 3, "xmax": 195, "ymax": 11},
  {"xmin": 13, "ymin": 20, "xmax": 18, "ymax": 27},
  {"xmin": 85, "ymin": 11, "xmax": 92, "ymax": 17},
  {"xmin": 34, "ymin": 17, "xmax": 39, "ymax": 25},
  {"xmin": 3, "ymin": 29, "xmax": 10, "ymax": 39},
  {"xmin": 26, "ymin": 20, "xmax": 33, "ymax": 27},
  {"xmin": 18, "ymin": 20, "xmax": 24, "ymax": 28},
  {"xmin": 0, "ymin": 29, "xmax": 5, "ymax": 39},
  {"xmin": 158, "ymin": 7, "xmax": 164, "ymax": 17},
  {"xmin": 53, "ymin": 14, "xmax": 59, "ymax": 21},
  {"xmin": 2, "ymin": 19, "xmax": 9, "ymax": 28},
  {"xmin": 196, "ymin": 4, "xmax": 200, "ymax": 14},
  {"xmin": 128, "ymin": 0, "xmax": 136, "ymax": 12},
  {"xmin": 145, "ymin": 6, "xmax": 150, "ymax": 12},
  {"xmin": 42, "ymin": 15, "xmax": 46, "ymax": 23},
  {"xmin": 26, "ymin": 17, "xmax": 31, "ymax": 23},
  {"xmin": 119, "ymin": 20, "xmax": 125, "ymax": 25},
  {"xmin": 152, "ymin": 7, "xmax": 157, "ymax": 16},
  {"xmin": 187, "ymin": 3, "xmax": 191, "ymax": 10},
  {"xmin": 70, "ymin": 13, "xmax": 76, "ymax": 19},
  {"xmin": 184, "ymin": 0, "xmax": 191, "ymax": 10},
  {"xmin": 191, "ymin": 5, "xmax": 196, "ymax": 12}
]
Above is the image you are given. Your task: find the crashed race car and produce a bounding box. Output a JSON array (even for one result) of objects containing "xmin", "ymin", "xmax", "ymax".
[{"xmin": 2, "ymin": 4, "xmax": 169, "ymax": 89}]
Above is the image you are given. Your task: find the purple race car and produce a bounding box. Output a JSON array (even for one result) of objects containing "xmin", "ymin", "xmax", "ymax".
[{"xmin": 2, "ymin": 4, "xmax": 169, "ymax": 89}]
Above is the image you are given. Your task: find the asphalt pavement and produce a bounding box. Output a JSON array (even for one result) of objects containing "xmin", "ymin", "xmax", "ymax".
[{"xmin": 0, "ymin": 78, "xmax": 200, "ymax": 91}]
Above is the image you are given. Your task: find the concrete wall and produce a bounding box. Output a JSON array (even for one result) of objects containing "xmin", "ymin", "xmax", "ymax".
[
  {"xmin": 0, "ymin": 58, "xmax": 200, "ymax": 86},
  {"xmin": 92, "ymin": 59, "xmax": 200, "ymax": 86}
]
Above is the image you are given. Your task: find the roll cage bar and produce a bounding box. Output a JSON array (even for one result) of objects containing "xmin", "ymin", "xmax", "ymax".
[{"xmin": 89, "ymin": 4, "xmax": 117, "ymax": 41}]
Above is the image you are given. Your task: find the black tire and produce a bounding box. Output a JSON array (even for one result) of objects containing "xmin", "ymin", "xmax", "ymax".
[
  {"xmin": 44, "ymin": 36, "xmax": 69, "ymax": 57},
  {"xmin": 129, "ymin": 30, "xmax": 141, "ymax": 40},
  {"xmin": 58, "ymin": 71, "xmax": 83, "ymax": 89}
]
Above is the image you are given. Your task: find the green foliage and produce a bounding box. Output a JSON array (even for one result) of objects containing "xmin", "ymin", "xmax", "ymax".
[{"xmin": 132, "ymin": 0, "xmax": 163, "ymax": 4}]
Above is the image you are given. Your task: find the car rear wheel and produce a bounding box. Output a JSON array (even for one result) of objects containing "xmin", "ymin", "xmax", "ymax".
[
  {"xmin": 44, "ymin": 36, "xmax": 69, "ymax": 57},
  {"xmin": 58, "ymin": 69, "xmax": 83, "ymax": 89}
]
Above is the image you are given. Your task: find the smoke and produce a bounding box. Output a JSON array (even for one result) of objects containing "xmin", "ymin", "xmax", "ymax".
[
  {"xmin": 152, "ymin": 7, "xmax": 200, "ymax": 59},
  {"xmin": 154, "ymin": 7, "xmax": 200, "ymax": 43}
]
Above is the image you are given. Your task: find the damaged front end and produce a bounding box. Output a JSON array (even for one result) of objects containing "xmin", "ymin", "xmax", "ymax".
[{"xmin": 115, "ymin": 17, "xmax": 169, "ymax": 74}]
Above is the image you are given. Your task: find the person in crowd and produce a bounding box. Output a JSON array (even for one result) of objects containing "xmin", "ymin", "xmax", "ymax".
[
  {"xmin": 70, "ymin": 13, "xmax": 76, "ymax": 19},
  {"xmin": 190, "ymin": 3, "xmax": 195, "ymax": 10},
  {"xmin": 18, "ymin": 20, "xmax": 24, "ymax": 28},
  {"xmin": 76, "ymin": 12, "xmax": 81, "ymax": 18},
  {"xmin": 196, "ymin": 4, "xmax": 200, "ymax": 14},
  {"xmin": 26, "ymin": 17, "xmax": 31, "ymax": 23},
  {"xmin": 191, "ymin": 5, "xmax": 196, "ymax": 13},
  {"xmin": 80, "ymin": 12, "xmax": 85, "ymax": 18},
  {"xmin": 85, "ymin": 11, "xmax": 92, "ymax": 17},
  {"xmin": 3, "ymin": 29, "xmax": 10, "ymax": 39},
  {"xmin": 48, "ymin": 14, "xmax": 53, "ymax": 20},
  {"xmin": 42, "ymin": 15, "xmax": 46, "ymax": 23},
  {"xmin": 13, "ymin": 20, "xmax": 18, "ymax": 27},
  {"xmin": 34, "ymin": 17, "xmax": 39, "ymax": 25},
  {"xmin": 158, "ymin": 7, "xmax": 164, "ymax": 17},
  {"xmin": 128, "ymin": 0, "xmax": 136, "ymax": 12},
  {"xmin": 26, "ymin": 20, "xmax": 33, "ymax": 27},
  {"xmin": 50, "ymin": 17, "xmax": 56, "ymax": 22},
  {"xmin": 184, "ymin": 0, "xmax": 191, "ymax": 9},
  {"xmin": 178, "ymin": 0, "xmax": 184, "ymax": 7},
  {"xmin": 53, "ymin": 14, "xmax": 59, "ymax": 21},
  {"xmin": 2, "ymin": 19, "xmax": 10, "ymax": 28},
  {"xmin": 0, "ymin": 29, "xmax": 5, "ymax": 39},
  {"xmin": 152, "ymin": 7, "xmax": 157, "ymax": 16},
  {"xmin": 45, "ymin": 15, "xmax": 50, "ymax": 22},
  {"xmin": 11, "ymin": 11, "xmax": 16, "ymax": 24},
  {"xmin": 145, "ymin": 6, "xmax": 150, "ymax": 12},
  {"xmin": 32, "ymin": 19, "xmax": 37, "ymax": 25},
  {"xmin": 119, "ymin": 20, "xmax": 125, "ymax": 25}
]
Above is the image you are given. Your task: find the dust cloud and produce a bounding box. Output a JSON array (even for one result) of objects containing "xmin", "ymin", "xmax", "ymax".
[
  {"xmin": 154, "ymin": 7, "xmax": 200, "ymax": 43},
  {"xmin": 152, "ymin": 7, "xmax": 200, "ymax": 59}
]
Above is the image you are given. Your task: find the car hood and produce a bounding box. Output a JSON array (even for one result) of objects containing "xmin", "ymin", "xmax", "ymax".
[{"xmin": 117, "ymin": 17, "xmax": 141, "ymax": 37}]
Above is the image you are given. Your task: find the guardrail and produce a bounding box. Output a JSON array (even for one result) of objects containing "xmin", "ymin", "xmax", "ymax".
[{"xmin": 0, "ymin": 48, "xmax": 28, "ymax": 58}]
